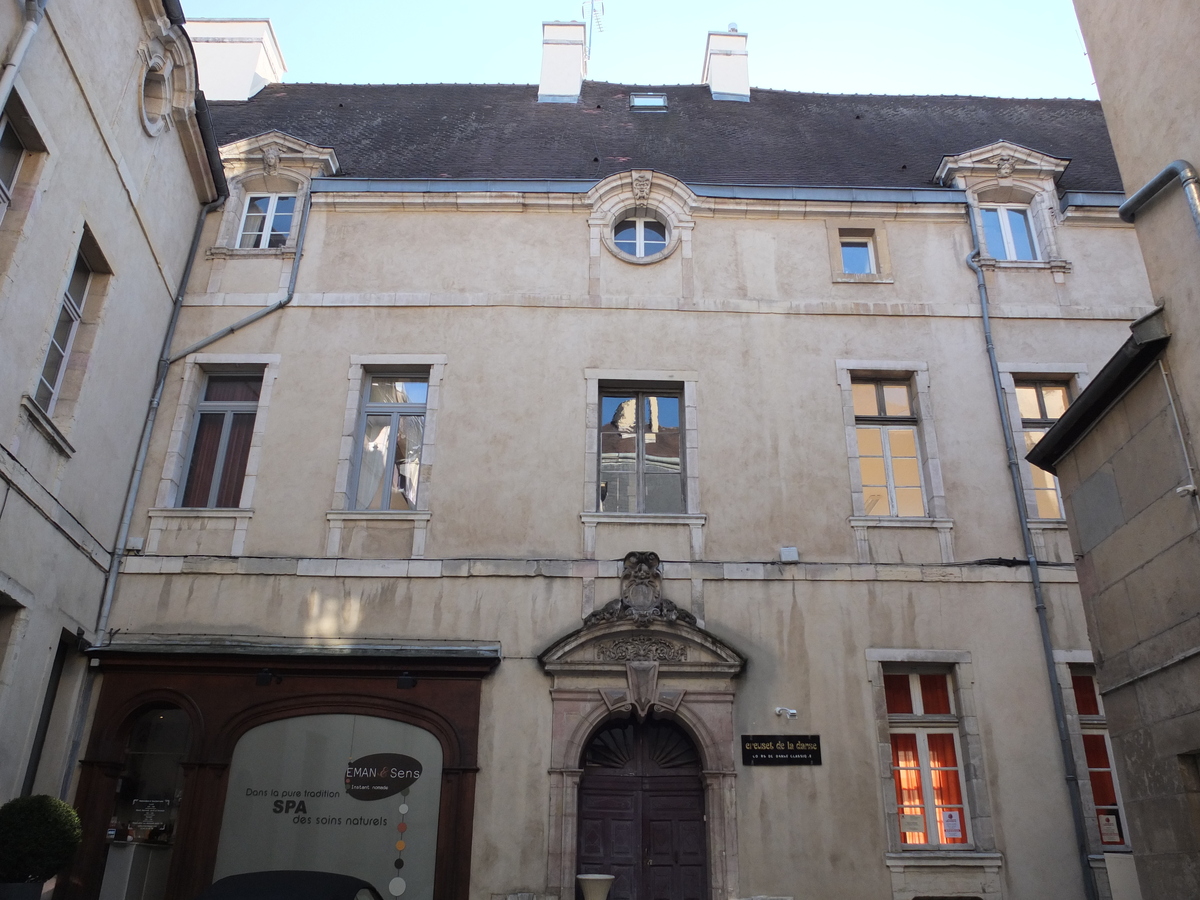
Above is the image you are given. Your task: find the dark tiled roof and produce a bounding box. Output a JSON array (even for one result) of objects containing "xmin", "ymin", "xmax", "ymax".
[{"xmin": 209, "ymin": 82, "xmax": 1122, "ymax": 192}]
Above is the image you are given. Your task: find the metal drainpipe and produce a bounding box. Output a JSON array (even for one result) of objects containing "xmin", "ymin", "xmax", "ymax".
[
  {"xmin": 168, "ymin": 189, "xmax": 313, "ymax": 364},
  {"xmin": 0, "ymin": 0, "xmax": 48, "ymax": 113},
  {"xmin": 94, "ymin": 191, "xmax": 312, "ymax": 638},
  {"xmin": 1119, "ymin": 159, "xmax": 1200, "ymax": 237},
  {"xmin": 964, "ymin": 211, "xmax": 1100, "ymax": 900}
]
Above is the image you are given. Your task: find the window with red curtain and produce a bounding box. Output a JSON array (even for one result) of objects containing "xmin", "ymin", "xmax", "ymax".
[
  {"xmin": 181, "ymin": 373, "xmax": 262, "ymax": 508},
  {"xmin": 1071, "ymin": 669, "xmax": 1130, "ymax": 848},
  {"xmin": 885, "ymin": 670, "xmax": 969, "ymax": 847}
]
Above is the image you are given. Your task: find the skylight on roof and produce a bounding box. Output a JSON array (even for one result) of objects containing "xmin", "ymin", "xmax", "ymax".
[{"xmin": 629, "ymin": 93, "xmax": 668, "ymax": 111}]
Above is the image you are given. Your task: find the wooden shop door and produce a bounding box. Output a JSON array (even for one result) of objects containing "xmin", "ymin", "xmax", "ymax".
[{"xmin": 577, "ymin": 718, "xmax": 707, "ymax": 900}]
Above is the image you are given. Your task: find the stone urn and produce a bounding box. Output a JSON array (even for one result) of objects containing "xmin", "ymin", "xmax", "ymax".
[{"xmin": 576, "ymin": 874, "xmax": 615, "ymax": 900}]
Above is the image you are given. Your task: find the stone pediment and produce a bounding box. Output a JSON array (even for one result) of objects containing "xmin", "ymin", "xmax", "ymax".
[
  {"xmin": 540, "ymin": 552, "xmax": 744, "ymax": 680},
  {"xmin": 934, "ymin": 140, "xmax": 1070, "ymax": 186},
  {"xmin": 539, "ymin": 618, "xmax": 744, "ymax": 678}
]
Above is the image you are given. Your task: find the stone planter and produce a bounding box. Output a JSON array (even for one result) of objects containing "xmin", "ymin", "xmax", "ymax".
[{"xmin": 575, "ymin": 874, "xmax": 615, "ymax": 900}]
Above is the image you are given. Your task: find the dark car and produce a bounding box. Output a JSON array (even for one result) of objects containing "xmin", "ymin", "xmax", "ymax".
[{"xmin": 194, "ymin": 870, "xmax": 385, "ymax": 900}]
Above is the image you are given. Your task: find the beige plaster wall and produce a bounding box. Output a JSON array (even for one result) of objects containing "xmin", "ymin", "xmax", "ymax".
[
  {"xmin": 0, "ymin": 1, "xmax": 213, "ymax": 799},
  {"xmin": 110, "ymin": 175, "xmax": 1157, "ymax": 899}
]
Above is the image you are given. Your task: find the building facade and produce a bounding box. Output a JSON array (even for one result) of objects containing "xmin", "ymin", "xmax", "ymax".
[
  {"xmin": 0, "ymin": 0, "xmax": 220, "ymax": 827},
  {"xmin": 1025, "ymin": 4, "xmax": 1200, "ymax": 899},
  {"xmin": 10, "ymin": 16, "xmax": 1162, "ymax": 900}
]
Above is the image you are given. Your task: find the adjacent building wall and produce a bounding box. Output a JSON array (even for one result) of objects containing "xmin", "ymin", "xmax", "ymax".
[
  {"xmin": 0, "ymin": 0, "xmax": 215, "ymax": 802},
  {"xmin": 1063, "ymin": 4, "xmax": 1200, "ymax": 896}
]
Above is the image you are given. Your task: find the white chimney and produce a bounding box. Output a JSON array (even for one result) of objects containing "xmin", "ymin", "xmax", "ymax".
[
  {"xmin": 702, "ymin": 29, "xmax": 750, "ymax": 102},
  {"xmin": 188, "ymin": 19, "xmax": 287, "ymax": 101},
  {"xmin": 538, "ymin": 21, "xmax": 586, "ymax": 103}
]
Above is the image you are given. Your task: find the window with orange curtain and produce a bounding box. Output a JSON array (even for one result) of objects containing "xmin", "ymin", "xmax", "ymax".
[{"xmin": 884, "ymin": 670, "xmax": 970, "ymax": 847}]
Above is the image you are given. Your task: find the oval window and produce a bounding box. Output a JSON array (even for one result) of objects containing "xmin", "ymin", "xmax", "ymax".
[{"xmin": 613, "ymin": 217, "xmax": 668, "ymax": 259}]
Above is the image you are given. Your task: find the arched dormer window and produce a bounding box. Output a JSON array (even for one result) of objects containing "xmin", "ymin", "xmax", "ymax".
[{"xmin": 214, "ymin": 132, "xmax": 338, "ymax": 254}]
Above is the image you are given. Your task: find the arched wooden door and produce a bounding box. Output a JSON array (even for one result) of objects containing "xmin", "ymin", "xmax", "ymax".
[{"xmin": 577, "ymin": 717, "xmax": 707, "ymax": 900}]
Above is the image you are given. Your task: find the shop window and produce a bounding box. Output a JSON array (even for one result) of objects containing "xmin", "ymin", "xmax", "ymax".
[
  {"xmin": 180, "ymin": 373, "xmax": 263, "ymax": 508},
  {"xmin": 599, "ymin": 387, "xmax": 685, "ymax": 514},
  {"xmin": 349, "ymin": 373, "xmax": 428, "ymax": 511},
  {"xmin": 884, "ymin": 669, "xmax": 971, "ymax": 848},
  {"xmin": 1071, "ymin": 669, "xmax": 1130, "ymax": 848},
  {"xmin": 112, "ymin": 707, "xmax": 191, "ymax": 845}
]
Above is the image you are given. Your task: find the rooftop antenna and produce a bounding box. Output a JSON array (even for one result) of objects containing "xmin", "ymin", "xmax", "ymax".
[{"xmin": 582, "ymin": 0, "xmax": 604, "ymax": 62}]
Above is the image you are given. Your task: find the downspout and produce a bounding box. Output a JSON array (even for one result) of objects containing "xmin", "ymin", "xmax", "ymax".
[
  {"xmin": 0, "ymin": 0, "xmax": 48, "ymax": 113},
  {"xmin": 94, "ymin": 184, "xmax": 311, "ymax": 638},
  {"xmin": 167, "ymin": 187, "xmax": 312, "ymax": 363},
  {"xmin": 965, "ymin": 211, "xmax": 1100, "ymax": 900},
  {"xmin": 95, "ymin": 92, "xmax": 228, "ymax": 640},
  {"xmin": 1118, "ymin": 159, "xmax": 1200, "ymax": 238}
]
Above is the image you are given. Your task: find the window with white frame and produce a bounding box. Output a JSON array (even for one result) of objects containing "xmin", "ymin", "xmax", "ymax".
[
  {"xmin": 884, "ymin": 669, "xmax": 971, "ymax": 848},
  {"xmin": 1016, "ymin": 380, "xmax": 1069, "ymax": 518},
  {"xmin": 598, "ymin": 387, "xmax": 685, "ymax": 514},
  {"xmin": 238, "ymin": 193, "xmax": 296, "ymax": 249},
  {"xmin": 612, "ymin": 217, "xmax": 668, "ymax": 260},
  {"xmin": 179, "ymin": 373, "xmax": 263, "ymax": 508},
  {"xmin": 852, "ymin": 379, "xmax": 925, "ymax": 517},
  {"xmin": 980, "ymin": 204, "xmax": 1038, "ymax": 261},
  {"xmin": 839, "ymin": 230, "xmax": 877, "ymax": 275},
  {"xmin": 33, "ymin": 250, "xmax": 92, "ymax": 414},
  {"xmin": 349, "ymin": 373, "xmax": 428, "ymax": 511},
  {"xmin": 1070, "ymin": 668, "xmax": 1130, "ymax": 848}
]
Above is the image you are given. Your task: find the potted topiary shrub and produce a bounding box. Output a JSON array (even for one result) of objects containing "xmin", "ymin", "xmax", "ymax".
[{"xmin": 0, "ymin": 795, "xmax": 82, "ymax": 899}]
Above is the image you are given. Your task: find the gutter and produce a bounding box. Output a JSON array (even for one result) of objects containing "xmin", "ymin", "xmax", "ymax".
[
  {"xmin": 1027, "ymin": 309, "xmax": 1171, "ymax": 475},
  {"xmin": 0, "ymin": 1, "xmax": 48, "ymax": 115},
  {"xmin": 965, "ymin": 213, "xmax": 1101, "ymax": 900}
]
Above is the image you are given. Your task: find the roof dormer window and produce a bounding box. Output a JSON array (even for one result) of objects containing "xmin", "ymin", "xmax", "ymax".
[{"xmin": 629, "ymin": 93, "xmax": 667, "ymax": 111}]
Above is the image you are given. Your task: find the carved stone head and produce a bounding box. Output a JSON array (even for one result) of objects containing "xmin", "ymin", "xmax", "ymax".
[{"xmin": 621, "ymin": 551, "xmax": 662, "ymax": 611}]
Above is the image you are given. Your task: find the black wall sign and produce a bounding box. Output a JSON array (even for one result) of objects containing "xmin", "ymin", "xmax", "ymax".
[{"xmin": 741, "ymin": 734, "xmax": 822, "ymax": 766}]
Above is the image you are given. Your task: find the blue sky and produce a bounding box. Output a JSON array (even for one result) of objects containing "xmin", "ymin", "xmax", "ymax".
[{"xmin": 181, "ymin": 0, "xmax": 1097, "ymax": 99}]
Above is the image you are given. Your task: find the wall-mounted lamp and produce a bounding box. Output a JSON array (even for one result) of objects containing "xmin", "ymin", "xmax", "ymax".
[
  {"xmin": 775, "ymin": 707, "xmax": 797, "ymax": 719},
  {"xmin": 396, "ymin": 673, "xmax": 418, "ymax": 689}
]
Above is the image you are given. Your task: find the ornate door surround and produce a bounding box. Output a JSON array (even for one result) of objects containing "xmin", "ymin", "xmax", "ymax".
[{"xmin": 539, "ymin": 552, "xmax": 745, "ymax": 900}]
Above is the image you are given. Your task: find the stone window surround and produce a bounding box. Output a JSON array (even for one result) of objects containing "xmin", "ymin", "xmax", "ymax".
[
  {"xmin": 209, "ymin": 132, "xmax": 338, "ymax": 265},
  {"xmin": 866, "ymin": 648, "xmax": 1002, "ymax": 899},
  {"xmin": 998, "ymin": 362, "xmax": 1090, "ymax": 556},
  {"xmin": 581, "ymin": 368, "xmax": 704, "ymax": 559},
  {"xmin": 837, "ymin": 359, "xmax": 953, "ymax": 563},
  {"xmin": 826, "ymin": 219, "xmax": 895, "ymax": 284},
  {"xmin": 326, "ymin": 354, "xmax": 447, "ymax": 559},
  {"xmin": 1053, "ymin": 648, "xmax": 1134, "ymax": 859},
  {"xmin": 935, "ymin": 140, "xmax": 1072, "ymax": 284},
  {"xmin": 148, "ymin": 353, "xmax": 281, "ymax": 556}
]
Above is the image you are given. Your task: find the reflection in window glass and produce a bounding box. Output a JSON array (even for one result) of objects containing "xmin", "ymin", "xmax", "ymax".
[
  {"xmin": 841, "ymin": 241, "xmax": 873, "ymax": 274},
  {"xmin": 599, "ymin": 391, "xmax": 683, "ymax": 514},
  {"xmin": 113, "ymin": 707, "xmax": 191, "ymax": 846},
  {"xmin": 1017, "ymin": 381, "xmax": 1069, "ymax": 518},
  {"xmin": 981, "ymin": 204, "xmax": 1039, "ymax": 261},
  {"xmin": 353, "ymin": 375, "xmax": 428, "ymax": 510},
  {"xmin": 853, "ymin": 379, "xmax": 924, "ymax": 517},
  {"xmin": 612, "ymin": 218, "xmax": 668, "ymax": 259}
]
